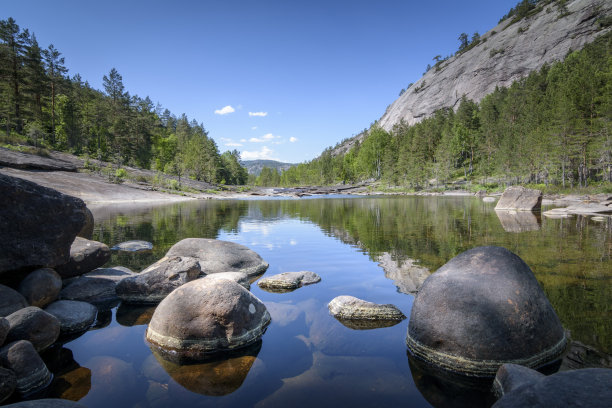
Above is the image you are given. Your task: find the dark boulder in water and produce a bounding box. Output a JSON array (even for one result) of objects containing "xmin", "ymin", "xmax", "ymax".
[
  {"xmin": 406, "ymin": 246, "xmax": 566, "ymax": 376},
  {"xmin": 0, "ymin": 340, "xmax": 52, "ymax": 395}
]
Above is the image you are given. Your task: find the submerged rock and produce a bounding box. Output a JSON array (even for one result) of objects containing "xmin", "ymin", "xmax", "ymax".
[
  {"xmin": 147, "ymin": 278, "xmax": 270, "ymax": 359},
  {"xmin": 406, "ymin": 246, "xmax": 566, "ymax": 376},
  {"xmin": 0, "ymin": 285, "xmax": 28, "ymax": 317},
  {"xmin": 116, "ymin": 303, "xmax": 156, "ymax": 327},
  {"xmin": 18, "ymin": 268, "xmax": 62, "ymax": 308},
  {"xmin": 495, "ymin": 186, "xmax": 542, "ymax": 211},
  {"xmin": 493, "ymin": 367, "xmax": 612, "ymax": 407},
  {"xmin": 0, "ymin": 340, "xmax": 52, "ymax": 395},
  {"xmin": 83, "ymin": 356, "xmax": 137, "ymax": 406},
  {"xmin": 5, "ymin": 306, "xmax": 60, "ymax": 352},
  {"xmin": 0, "ymin": 173, "xmax": 86, "ymax": 275},
  {"xmin": 328, "ymin": 295, "xmax": 406, "ymax": 327},
  {"xmin": 45, "ymin": 300, "xmax": 97, "ymax": 334},
  {"xmin": 258, "ymin": 271, "xmax": 321, "ymax": 292},
  {"xmin": 202, "ymin": 271, "xmax": 251, "ymax": 290},
  {"xmin": 55, "ymin": 237, "xmax": 111, "ymax": 279},
  {"xmin": 116, "ymin": 256, "xmax": 201, "ymax": 303},
  {"xmin": 111, "ymin": 240, "xmax": 153, "ymax": 252},
  {"xmin": 166, "ymin": 238, "xmax": 268, "ymax": 277}
]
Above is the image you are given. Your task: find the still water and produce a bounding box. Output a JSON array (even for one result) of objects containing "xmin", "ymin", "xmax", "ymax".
[{"xmin": 33, "ymin": 196, "xmax": 612, "ymax": 407}]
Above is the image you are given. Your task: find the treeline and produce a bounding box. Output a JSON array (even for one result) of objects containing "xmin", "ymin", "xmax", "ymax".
[
  {"xmin": 281, "ymin": 32, "xmax": 612, "ymax": 189},
  {"xmin": 0, "ymin": 18, "xmax": 248, "ymax": 185}
]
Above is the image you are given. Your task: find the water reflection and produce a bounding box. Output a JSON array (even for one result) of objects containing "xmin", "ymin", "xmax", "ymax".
[
  {"xmin": 494, "ymin": 210, "xmax": 541, "ymax": 232},
  {"xmin": 116, "ymin": 303, "xmax": 156, "ymax": 327}
]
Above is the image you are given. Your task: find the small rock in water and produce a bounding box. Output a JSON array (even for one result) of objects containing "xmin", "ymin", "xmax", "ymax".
[
  {"xmin": 111, "ymin": 240, "xmax": 153, "ymax": 252},
  {"xmin": 0, "ymin": 285, "xmax": 28, "ymax": 318},
  {"xmin": 492, "ymin": 366, "xmax": 612, "ymax": 408},
  {"xmin": 146, "ymin": 278, "xmax": 270, "ymax": 359},
  {"xmin": 44, "ymin": 300, "xmax": 97, "ymax": 334},
  {"xmin": 257, "ymin": 271, "xmax": 321, "ymax": 292},
  {"xmin": 203, "ymin": 271, "xmax": 251, "ymax": 290},
  {"xmin": 18, "ymin": 268, "xmax": 62, "ymax": 308},
  {"xmin": 55, "ymin": 237, "xmax": 111, "ymax": 279},
  {"xmin": 0, "ymin": 340, "xmax": 52, "ymax": 395},
  {"xmin": 5, "ymin": 306, "xmax": 60, "ymax": 352},
  {"xmin": 328, "ymin": 295, "xmax": 406, "ymax": 329},
  {"xmin": 116, "ymin": 256, "xmax": 201, "ymax": 303}
]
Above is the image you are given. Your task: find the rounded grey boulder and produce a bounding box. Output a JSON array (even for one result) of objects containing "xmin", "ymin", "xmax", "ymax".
[
  {"xmin": 258, "ymin": 271, "xmax": 321, "ymax": 292},
  {"xmin": 55, "ymin": 237, "xmax": 111, "ymax": 279},
  {"xmin": 18, "ymin": 268, "xmax": 62, "ymax": 308},
  {"xmin": 0, "ymin": 340, "xmax": 52, "ymax": 395},
  {"xmin": 166, "ymin": 238, "xmax": 268, "ymax": 277},
  {"xmin": 5, "ymin": 306, "xmax": 60, "ymax": 352},
  {"xmin": 146, "ymin": 278, "xmax": 271, "ymax": 359},
  {"xmin": 493, "ymin": 367, "xmax": 612, "ymax": 408},
  {"xmin": 45, "ymin": 300, "xmax": 97, "ymax": 334},
  {"xmin": 406, "ymin": 246, "xmax": 566, "ymax": 376},
  {"xmin": 328, "ymin": 295, "xmax": 406, "ymax": 326},
  {"xmin": 0, "ymin": 285, "xmax": 28, "ymax": 318},
  {"xmin": 0, "ymin": 366, "xmax": 16, "ymax": 403},
  {"xmin": 116, "ymin": 256, "xmax": 201, "ymax": 303},
  {"xmin": 203, "ymin": 271, "xmax": 251, "ymax": 290}
]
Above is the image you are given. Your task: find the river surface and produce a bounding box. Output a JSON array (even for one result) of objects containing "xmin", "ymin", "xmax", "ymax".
[{"xmin": 32, "ymin": 196, "xmax": 612, "ymax": 407}]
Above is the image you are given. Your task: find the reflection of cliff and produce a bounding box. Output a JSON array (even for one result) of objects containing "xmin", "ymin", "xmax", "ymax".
[
  {"xmin": 495, "ymin": 210, "xmax": 541, "ymax": 233},
  {"xmin": 376, "ymin": 253, "xmax": 429, "ymax": 295}
]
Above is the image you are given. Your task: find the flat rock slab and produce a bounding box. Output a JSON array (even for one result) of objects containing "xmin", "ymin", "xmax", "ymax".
[
  {"xmin": 55, "ymin": 237, "xmax": 111, "ymax": 279},
  {"xmin": 45, "ymin": 300, "xmax": 97, "ymax": 334},
  {"xmin": 147, "ymin": 278, "xmax": 271, "ymax": 359},
  {"xmin": 0, "ymin": 147, "xmax": 77, "ymax": 171},
  {"xmin": 166, "ymin": 238, "xmax": 269, "ymax": 277},
  {"xmin": 0, "ymin": 285, "xmax": 29, "ymax": 318},
  {"xmin": 60, "ymin": 276, "xmax": 118, "ymax": 306},
  {"xmin": 203, "ymin": 272, "xmax": 250, "ymax": 290},
  {"xmin": 495, "ymin": 186, "xmax": 542, "ymax": 211},
  {"xmin": 5, "ymin": 307, "xmax": 60, "ymax": 352},
  {"xmin": 544, "ymin": 202, "xmax": 612, "ymax": 217},
  {"xmin": 0, "ymin": 340, "xmax": 52, "ymax": 395},
  {"xmin": 493, "ymin": 367, "xmax": 612, "ymax": 408},
  {"xmin": 116, "ymin": 256, "xmax": 201, "ymax": 304},
  {"xmin": 258, "ymin": 271, "xmax": 321, "ymax": 292},
  {"xmin": 0, "ymin": 173, "xmax": 86, "ymax": 275},
  {"xmin": 111, "ymin": 240, "xmax": 153, "ymax": 252},
  {"xmin": 328, "ymin": 295, "xmax": 406, "ymax": 325},
  {"xmin": 18, "ymin": 268, "xmax": 62, "ymax": 308}
]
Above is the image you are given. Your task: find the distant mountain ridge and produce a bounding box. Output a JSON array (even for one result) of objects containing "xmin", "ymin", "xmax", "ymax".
[{"xmin": 241, "ymin": 160, "xmax": 296, "ymax": 176}]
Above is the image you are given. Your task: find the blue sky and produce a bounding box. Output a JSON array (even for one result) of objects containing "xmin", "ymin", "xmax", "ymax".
[{"xmin": 3, "ymin": 0, "xmax": 518, "ymax": 163}]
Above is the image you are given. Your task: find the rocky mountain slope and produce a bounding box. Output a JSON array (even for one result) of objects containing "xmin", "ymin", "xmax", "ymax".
[
  {"xmin": 241, "ymin": 159, "xmax": 295, "ymax": 176},
  {"xmin": 333, "ymin": 0, "xmax": 611, "ymax": 156}
]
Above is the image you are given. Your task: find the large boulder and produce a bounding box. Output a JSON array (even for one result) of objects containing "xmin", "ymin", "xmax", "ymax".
[
  {"xmin": 146, "ymin": 278, "xmax": 271, "ymax": 359},
  {"xmin": 166, "ymin": 238, "xmax": 268, "ymax": 277},
  {"xmin": 328, "ymin": 295, "xmax": 406, "ymax": 329},
  {"xmin": 115, "ymin": 256, "xmax": 201, "ymax": 303},
  {"xmin": 44, "ymin": 300, "xmax": 97, "ymax": 334},
  {"xmin": 18, "ymin": 268, "xmax": 62, "ymax": 308},
  {"xmin": 406, "ymin": 246, "xmax": 566, "ymax": 376},
  {"xmin": 495, "ymin": 186, "xmax": 542, "ymax": 211},
  {"xmin": 258, "ymin": 271, "xmax": 321, "ymax": 292},
  {"xmin": 202, "ymin": 271, "xmax": 251, "ymax": 290},
  {"xmin": 493, "ymin": 366, "xmax": 612, "ymax": 407},
  {"xmin": 0, "ymin": 340, "xmax": 52, "ymax": 395},
  {"xmin": 5, "ymin": 306, "xmax": 60, "ymax": 352},
  {"xmin": 0, "ymin": 285, "xmax": 28, "ymax": 317},
  {"xmin": 0, "ymin": 173, "xmax": 86, "ymax": 275},
  {"xmin": 0, "ymin": 317, "xmax": 9, "ymax": 345},
  {"xmin": 55, "ymin": 237, "xmax": 111, "ymax": 279}
]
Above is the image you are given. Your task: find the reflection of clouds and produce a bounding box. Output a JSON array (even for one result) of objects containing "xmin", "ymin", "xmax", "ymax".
[
  {"xmin": 240, "ymin": 222, "xmax": 270, "ymax": 236},
  {"xmin": 265, "ymin": 299, "xmax": 319, "ymax": 327}
]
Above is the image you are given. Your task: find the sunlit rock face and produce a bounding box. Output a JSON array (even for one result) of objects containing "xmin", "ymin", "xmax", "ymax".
[
  {"xmin": 146, "ymin": 278, "xmax": 270, "ymax": 359},
  {"xmin": 258, "ymin": 271, "xmax": 321, "ymax": 293},
  {"xmin": 328, "ymin": 295, "xmax": 406, "ymax": 329},
  {"xmin": 495, "ymin": 186, "xmax": 542, "ymax": 212},
  {"xmin": 407, "ymin": 246, "xmax": 566, "ymax": 376}
]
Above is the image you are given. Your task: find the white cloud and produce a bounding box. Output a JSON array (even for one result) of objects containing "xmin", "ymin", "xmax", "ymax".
[
  {"xmin": 214, "ymin": 105, "xmax": 235, "ymax": 115},
  {"xmin": 251, "ymin": 126, "xmax": 257, "ymax": 130},
  {"xmin": 289, "ymin": 137, "xmax": 298, "ymax": 143},
  {"xmin": 225, "ymin": 142, "xmax": 243, "ymax": 147},
  {"xmin": 241, "ymin": 146, "xmax": 277, "ymax": 160},
  {"xmin": 240, "ymin": 139, "xmax": 247, "ymax": 142},
  {"xmin": 249, "ymin": 133, "xmax": 277, "ymax": 143},
  {"xmin": 249, "ymin": 111, "xmax": 268, "ymax": 117}
]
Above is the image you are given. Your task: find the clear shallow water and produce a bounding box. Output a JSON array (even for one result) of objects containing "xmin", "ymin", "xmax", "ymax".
[{"xmin": 24, "ymin": 196, "xmax": 612, "ymax": 407}]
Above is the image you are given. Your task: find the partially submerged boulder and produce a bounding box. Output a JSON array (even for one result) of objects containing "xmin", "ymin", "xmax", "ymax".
[
  {"xmin": 406, "ymin": 246, "xmax": 566, "ymax": 376},
  {"xmin": 55, "ymin": 237, "xmax": 111, "ymax": 279},
  {"xmin": 111, "ymin": 240, "xmax": 153, "ymax": 252},
  {"xmin": 493, "ymin": 366, "xmax": 612, "ymax": 407},
  {"xmin": 0, "ymin": 173, "xmax": 86, "ymax": 275},
  {"xmin": 0, "ymin": 285, "xmax": 28, "ymax": 317},
  {"xmin": 5, "ymin": 306, "xmax": 60, "ymax": 352},
  {"xmin": 146, "ymin": 278, "xmax": 270, "ymax": 359},
  {"xmin": 328, "ymin": 295, "xmax": 406, "ymax": 329},
  {"xmin": 45, "ymin": 300, "xmax": 97, "ymax": 334},
  {"xmin": 18, "ymin": 268, "xmax": 62, "ymax": 308},
  {"xmin": 257, "ymin": 271, "xmax": 321, "ymax": 292},
  {"xmin": 0, "ymin": 340, "xmax": 52, "ymax": 395},
  {"xmin": 495, "ymin": 186, "xmax": 542, "ymax": 211},
  {"xmin": 166, "ymin": 238, "xmax": 268, "ymax": 277},
  {"xmin": 116, "ymin": 256, "xmax": 201, "ymax": 303}
]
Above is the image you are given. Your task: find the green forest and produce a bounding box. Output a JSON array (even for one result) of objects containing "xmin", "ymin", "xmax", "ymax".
[
  {"xmin": 277, "ymin": 31, "xmax": 612, "ymax": 191},
  {"xmin": 0, "ymin": 18, "xmax": 248, "ymax": 185}
]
